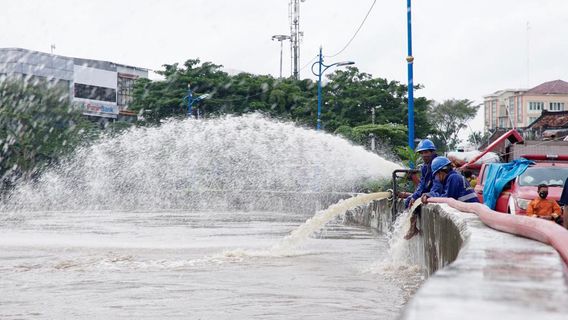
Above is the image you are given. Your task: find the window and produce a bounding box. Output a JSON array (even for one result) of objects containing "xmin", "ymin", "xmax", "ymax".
[
  {"xmin": 491, "ymin": 100, "xmax": 497, "ymax": 128},
  {"xmin": 74, "ymin": 83, "xmax": 116, "ymax": 102},
  {"xmin": 485, "ymin": 102, "xmax": 490, "ymax": 124},
  {"xmin": 117, "ymin": 75, "xmax": 136, "ymax": 107},
  {"xmin": 549, "ymin": 102, "xmax": 565, "ymax": 111},
  {"xmin": 528, "ymin": 116, "xmax": 538, "ymax": 124},
  {"xmin": 516, "ymin": 96, "xmax": 522, "ymax": 122},
  {"xmin": 518, "ymin": 167, "xmax": 568, "ymax": 187},
  {"xmin": 528, "ymin": 101, "xmax": 544, "ymax": 111},
  {"xmin": 506, "ymin": 97, "xmax": 514, "ymax": 119}
]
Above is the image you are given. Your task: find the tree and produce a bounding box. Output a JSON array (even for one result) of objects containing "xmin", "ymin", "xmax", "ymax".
[
  {"xmin": 130, "ymin": 58, "xmax": 435, "ymax": 155},
  {"xmin": 0, "ymin": 80, "xmax": 97, "ymax": 185},
  {"xmin": 467, "ymin": 130, "xmax": 491, "ymax": 149},
  {"xmin": 427, "ymin": 99, "xmax": 479, "ymax": 152}
]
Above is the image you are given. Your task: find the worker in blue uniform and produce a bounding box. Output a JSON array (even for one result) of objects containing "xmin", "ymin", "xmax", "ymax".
[
  {"xmin": 405, "ymin": 139, "xmax": 438, "ymax": 208},
  {"xmin": 421, "ymin": 156, "xmax": 479, "ymax": 204},
  {"xmin": 404, "ymin": 139, "xmax": 440, "ymax": 240}
]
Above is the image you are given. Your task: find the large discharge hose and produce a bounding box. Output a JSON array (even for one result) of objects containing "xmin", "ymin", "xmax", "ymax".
[{"xmin": 428, "ymin": 197, "xmax": 568, "ymax": 266}]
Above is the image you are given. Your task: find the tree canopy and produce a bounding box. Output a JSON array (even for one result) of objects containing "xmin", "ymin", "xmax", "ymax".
[
  {"xmin": 427, "ymin": 99, "xmax": 479, "ymax": 152},
  {"xmin": 0, "ymin": 80, "xmax": 98, "ymax": 185},
  {"xmin": 130, "ymin": 58, "xmax": 434, "ymax": 151}
]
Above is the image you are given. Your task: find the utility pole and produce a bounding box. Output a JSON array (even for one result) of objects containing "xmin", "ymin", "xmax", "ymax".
[
  {"xmin": 370, "ymin": 105, "xmax": 380, "ymax": 151},
  {"xmin": 289, "ymin": 0, "xmax": 304, "ymax": 79},
  {"xmin": 272, "ymin": 35, "xmax": 291, "ymax": 78},
  {"xmin": 406, "ymin": 0, "xmax": 415, "ymax": 152}
]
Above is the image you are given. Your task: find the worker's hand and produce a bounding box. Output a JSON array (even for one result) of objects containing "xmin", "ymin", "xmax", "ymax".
[
  {"xmin": 552, "ymin": 214, "xmax": 559, "ymax": 219},
  {"xmin": 408, "ymin": 197, "xmax": 415, "ymax": 208},
  {"xmin": 421, "ymin": 194, "xmax": 430, "ymax": 204}
]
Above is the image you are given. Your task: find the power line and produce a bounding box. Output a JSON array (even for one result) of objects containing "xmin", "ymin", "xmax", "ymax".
[
  {"xmin": 325, "ymin": 0, "xmax": 377, "ymax": 58},
  {"xmin": 299, "ymin": 55, "xmax": 318, "ymax": 73}
]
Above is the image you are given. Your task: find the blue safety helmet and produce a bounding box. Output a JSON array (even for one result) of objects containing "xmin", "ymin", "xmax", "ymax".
[
  {"xmin": 415, "ymin": 139, "xmax": 436, "ymax": 152},
  {"xmin": 431, "ymin": 156, "xmax": 452, "ymax": 175}
]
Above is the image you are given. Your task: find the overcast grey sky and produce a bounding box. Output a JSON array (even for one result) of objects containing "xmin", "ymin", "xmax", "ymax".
[{"xmin": 1, "ymin": 0, "xmax": 567, "ymax": 135}]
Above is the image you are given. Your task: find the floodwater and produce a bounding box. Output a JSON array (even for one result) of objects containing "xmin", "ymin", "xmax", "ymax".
[
  {"xmin": 0, "ymin": 209, "xmax": 423, "ymax": 319},
  {"xmin": 0, "ymin": 116, "xmax": 420, "ymax": 319}
]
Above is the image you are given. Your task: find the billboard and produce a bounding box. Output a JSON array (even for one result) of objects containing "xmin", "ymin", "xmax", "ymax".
[{"xmin": 77, "ymin": 100, "xmax": 119, "ymax": 119}]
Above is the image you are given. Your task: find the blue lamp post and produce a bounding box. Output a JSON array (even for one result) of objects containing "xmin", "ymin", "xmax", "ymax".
[
  {"xmin": 406, "ymin": 0, "xmax": 415, "ymax": 150},
  {"xmin": 185, "ymin": 83, "xmax": 210, "ymax": 119},
  {"xmin": 311, "ymin": 47, "xmax": 354, "ymax": 130}
]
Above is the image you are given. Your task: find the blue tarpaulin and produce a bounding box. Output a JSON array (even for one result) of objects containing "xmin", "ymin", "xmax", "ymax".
[{"xmin": 482, "ymin": 158, "xmax": 534, "ymax": 209}]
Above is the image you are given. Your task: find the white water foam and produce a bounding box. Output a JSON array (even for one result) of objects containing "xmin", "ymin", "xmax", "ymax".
[
  {"xmin": 2, "ymin": 114, "xmax": 400, "ymax": 212},
  {"xmin": 220, "ymin": 192, "xmax": 392, "ymax": 259}
]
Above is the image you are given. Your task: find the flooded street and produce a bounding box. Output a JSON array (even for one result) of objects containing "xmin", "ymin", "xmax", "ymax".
[{"xmin": 0, "ymin": 210, "xmax": 422, "ymax": 319}]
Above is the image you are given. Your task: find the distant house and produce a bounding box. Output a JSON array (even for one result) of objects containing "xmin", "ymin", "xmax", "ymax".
[
  {"xmin": 0, "ymin": 47, "xmax": 148, "ymax": 122},
  {"xmin": 484, "ymin": 80, "xmax": 568, "ymax": 131},
  {"xmin": 524, "ymin": 110, "xmax": 568, "ymax": 141}
]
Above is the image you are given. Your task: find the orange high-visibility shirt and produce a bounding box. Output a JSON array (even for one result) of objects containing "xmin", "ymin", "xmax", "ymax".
[{"xmin": 527, "ymin": 198, "xmax": 562, "ymax": 218}]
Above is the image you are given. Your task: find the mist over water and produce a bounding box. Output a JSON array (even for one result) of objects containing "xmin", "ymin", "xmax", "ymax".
[{"xmin": 2, "ymin": 114, "xmax": 400, "ymax": 212}]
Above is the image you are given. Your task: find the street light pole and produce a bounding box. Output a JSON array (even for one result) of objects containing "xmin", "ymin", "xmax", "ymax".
[
  {"xmin": 316, "ymin": 47, "xmax": 323, "ymax": 130},
  {"xmin": 187, "ymin": 83, "xmax": 194, "ymax": 118},
  {"xmin": 369, "ymin": 105, "xmax": 381, "ymax": 151},
  {"xmin": 272, "ymin": 35, "xmax": 291, "ymax": 79},
  {"xmin": 184, "ymin": 83, "xmax": 211, "ymax": 119},
  {"xmin": 406, "ymin": 0, "xmax": 415, "ymax": 150},
  {"xmin": 311, "ymin": 46, "xmax": 355, "ymax": 131}
]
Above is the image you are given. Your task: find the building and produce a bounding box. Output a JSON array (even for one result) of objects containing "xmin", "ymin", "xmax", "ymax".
[
  {"xmin": 524, "ymin": 110, "xmax": 568, "ymax": 141},
  {"xmin": 0, "ymin": 47, "xmax": 148, "ymax": 121},
  {"xmin": 483, "ymin": 89, "xmax": 526, "ymax": 130},
  {"xmin": 484, "ymin": 80, "xmax": 568, "ymax": 131}
]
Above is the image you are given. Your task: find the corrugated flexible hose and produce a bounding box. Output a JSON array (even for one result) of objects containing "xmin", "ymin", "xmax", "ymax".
[{"xmin": 428, "ymin": 197, "xmax": 568, "ymax": 266}]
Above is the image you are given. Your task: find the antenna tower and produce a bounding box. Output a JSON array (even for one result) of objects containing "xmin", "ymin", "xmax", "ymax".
[{"xmin": 289, "ymin": 0, "xmax": 304, "ymax": 79}]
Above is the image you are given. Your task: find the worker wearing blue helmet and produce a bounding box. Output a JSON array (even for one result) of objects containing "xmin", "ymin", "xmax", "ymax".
[
  {"xmin": 405, "ymin": 139, "xmax": 440, "ymax": 208},
  {"xmin": 421, "ymin": 156, "xmax": 479, "ymax": 204}
]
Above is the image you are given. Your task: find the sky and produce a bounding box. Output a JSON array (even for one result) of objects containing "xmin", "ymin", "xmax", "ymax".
[{"xmin": 1, "ymin": 0, "xmax": 568, "ymax": 139}]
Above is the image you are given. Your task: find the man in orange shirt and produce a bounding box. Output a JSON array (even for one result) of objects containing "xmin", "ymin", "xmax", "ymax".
[{"xmin": 527, "ymin": 184, "xmax": 562, "ymax": 224}]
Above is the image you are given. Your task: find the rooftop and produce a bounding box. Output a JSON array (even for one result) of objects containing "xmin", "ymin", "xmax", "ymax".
[
  {"xmin": 527, "ymin": 110, "xmax": 568, "ymax": 129},
  {"xmin": 525, "ymin": 79, "xmax": 568, "ymax": 95}
]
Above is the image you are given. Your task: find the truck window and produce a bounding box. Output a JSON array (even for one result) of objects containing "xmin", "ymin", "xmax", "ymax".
[{"xmin": 517, "ymin": 167, "xmax": 568, "ymax": 187}]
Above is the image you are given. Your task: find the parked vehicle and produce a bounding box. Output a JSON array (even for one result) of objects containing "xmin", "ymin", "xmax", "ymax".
[{"xmin": 474, "ymin": 155, "xmax": 568, "ymax": 214}]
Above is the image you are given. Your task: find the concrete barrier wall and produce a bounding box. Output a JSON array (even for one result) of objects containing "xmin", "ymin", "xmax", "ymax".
[{"xmin": 344, "ymin": 197, "xmax": 568, "ymax": 320}]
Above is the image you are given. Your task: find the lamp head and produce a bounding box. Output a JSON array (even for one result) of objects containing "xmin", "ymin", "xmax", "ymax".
[{"xmin": 336, "ymin": 61, "xmax": 355, "ymax": 67}]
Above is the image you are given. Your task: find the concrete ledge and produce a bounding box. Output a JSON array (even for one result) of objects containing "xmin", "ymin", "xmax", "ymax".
[{"xmin": 345, "ymin": 198, "xmax": 568, "ymax": 319}]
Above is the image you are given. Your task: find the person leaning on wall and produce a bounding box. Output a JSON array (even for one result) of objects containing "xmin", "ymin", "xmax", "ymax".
[
  {"xmin": 527, "ymin": 183, "xmax": 563, "ymax": 226},
  {"xmin": 420, "ymin": 156, "xmax": 479, "ymax": 205}
]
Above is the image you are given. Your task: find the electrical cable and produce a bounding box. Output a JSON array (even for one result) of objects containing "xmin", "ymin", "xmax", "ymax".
[
  {"xmin": 299, "ymin": 55, "xmax": 319, "ymax": 73},
  {"xmin": 325, "ymin": 0, "xmax": 377, "ymax": 58}
]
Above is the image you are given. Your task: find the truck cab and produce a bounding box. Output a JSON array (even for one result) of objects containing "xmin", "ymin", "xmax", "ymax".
[{"xmin": 475, "ymin": 155, "xmax": 568, "ymax": 214}]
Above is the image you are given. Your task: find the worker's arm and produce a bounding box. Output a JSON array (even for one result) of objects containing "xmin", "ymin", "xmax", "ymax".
[
  {"xmin": 410, "ymin": 166, "xmax": 427, "ymax": 200},
  {"xmin": 526, "ymin": 200, "xmax": 536, "ymax": 217},
  {"xmin": 444, "ymin": 175, "xmax": 462, "ymax": 199},
  {"xmin": 428, "ymin": 179, "xmax": 444, "ymax": 197},
  {"xmin": 552, "ymin": 201, "xmax": 562, "ymax": 218}
]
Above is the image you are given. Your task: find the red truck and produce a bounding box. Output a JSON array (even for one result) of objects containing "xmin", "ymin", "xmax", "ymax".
[
  {"xmin": 474, "ymin": 154, "xmax": 568, "ymax": 214},
  {"xmin": 462, "ymin": 130, "xmax": 568, "ymax": 215}
]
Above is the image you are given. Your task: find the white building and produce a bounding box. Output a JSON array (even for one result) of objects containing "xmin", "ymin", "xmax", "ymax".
[
  {"xmin": 0, "ymin": 47, "xmax": 148, "ymax": 120},
  {"xmin": 483, "ymin": 80, "xmax": 568, "ymax": 131}
]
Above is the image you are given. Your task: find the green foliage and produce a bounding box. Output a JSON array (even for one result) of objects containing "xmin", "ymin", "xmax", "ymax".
[
  {"xmin": 131, "ymin": 60, "xmax": 434, "ymax": 156},
  {"xmin": 0, "ymin": 80, "xmax": 97, "ymax": 183},
  {"xmin": 395, "ymin": 145, "xmax": 423, "ymax": 168},
  {"xmin": 427, "ymin": 99, "xmax": 479, "ymax": 152},
  {"xmin": 467, "ymin": 130, "xmax": 491, "ymax": 149},
  {"xmin": 359, "ymin": 178, "xmax": 393, "ymax": 193}
]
